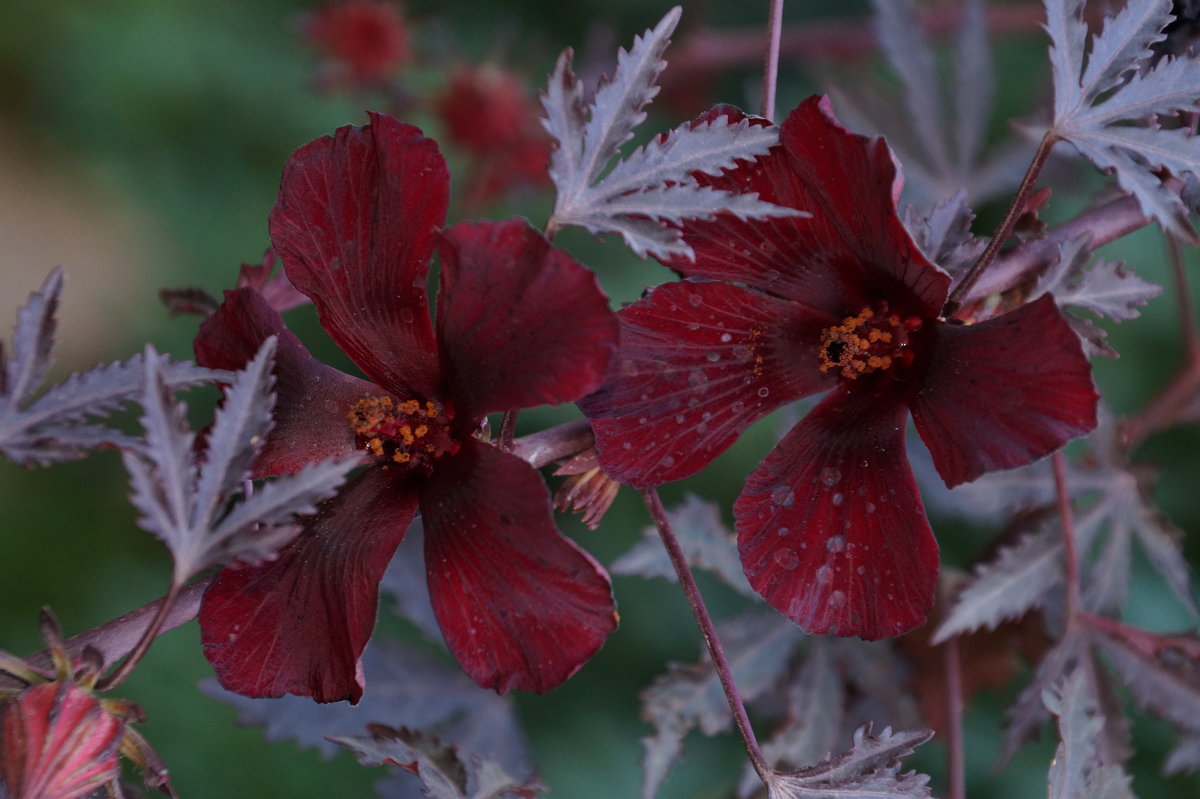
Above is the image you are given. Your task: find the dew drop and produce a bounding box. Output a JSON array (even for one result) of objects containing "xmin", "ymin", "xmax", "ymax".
[
  {"xmin": 622, "ymin": 442, "xmax": 632, "ymax": 450},
  {"xmin": 720, "ymin": 332, "xmax": 733, "ymax": 343},
  {"xmin": 856, "ymin": 565, "xmax": 866, "ymax": 576},
  {"xmin": 773, "ymin": 548, "xmax": 800, "ymax": 570},
  {"xmin": 770, "ymin": 485, "xmax": 795, "ymax": 507},
  {"xmin": 831, "ymin": 492, "xmax": 843, "ymax": 506},
  {"xmin": 688, "ymin": 293, "xmax": 702, "ymax": 307},
  {"xmin": 688, "ymin": 370, "xmax": 707, "ymax": 388},
  {"xmin": 638, "ymin": 416, "xmax": 648, "ymax": 424},
  {"xmin": 732, "ymin": 401, "xmax": 745, "ymax": 413},
  {"xmin": 775, "ymin": 526, "xmax": 790, "ymax": 537},
  {"xmin": 675, "ymin": 414, "xmax": 686, "ymax": 424},
  {"xmin": 818, "ymin": 467, "xmax": 841, "ymax": 487},
  {"xmin": 827, "ymin": 590, "xmax": 847, "ymax": 611},
  {"xmin": 706, "ymin": 351, "xmax": 720, "ymax": 362},
  {"xmin": 399, "ymin": 307, "xmax": 415, "ymax": 323},
  {"xmin": 757, "ymin": 386, "xmax": 770, "ymax": 398},
  {"xmin": 687, "ymin": 322, "xmax": 700, "ymax": 331},
  {"xmin": 865, "ymin": 502, "xmax": 877, "ymax": 514},
  {"xmin": 816, "ymin": 565, "xmax": 833, "ymax": 585},
  {"xmin": 660, "ymin": 455, "xmax": 676, "ymax": 469},
  {"xmin": 826, "ymin": 535, "xmax": 845, "ymax": 553}
]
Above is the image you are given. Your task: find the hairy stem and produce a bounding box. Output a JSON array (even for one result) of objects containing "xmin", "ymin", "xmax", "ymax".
[
  {"xmin": 761, "ymin": 0, "xmax": 785, "ymax": 122},
  {"xmin": 944, "ymin": 635, "xmax": 965, "ymax": 799},
  {"xmin": 642, "ymin": 487, "xmax": 770, "ymax": 784},
  {"xmin": 1052, "ymin": 451, "xmax": 1081, "ymax": 620},
  {"xmin": 944, "ymin": 131, "xmax": 1057, "ymax": 315}
]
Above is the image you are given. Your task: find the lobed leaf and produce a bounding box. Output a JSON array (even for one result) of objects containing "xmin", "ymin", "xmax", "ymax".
[
  {"xmin": 765, "ymin": 724, "xmax": 933, "ymax": 799},
  {"xmin": 123, "ymin": 340, "xmax": 355, "ymax": 585},
  {"xmin": 1094, "ymin": 630, "xmax": 1200, "ymax": 734},
  {"xmin": 1045, "ymin": 0, "xmax": 1200, "ymax": 240},
  {"xmin": 612, "ymin": 493, "xmax": 754, "ymax": 597},
  {"xmin": 331, "ymin": 724, "xmax": 543, "ymax": 799},
  {"xmin": 541, "ymin": 7, "xmax": 800, "ymax": 260},
  {"xmin": 1, "ymin": 268, "xmax": 61, "ymax": 414},
  {"xmin": 1045, "ymin": 669, "xmax": 1136, "ymax": 799}
]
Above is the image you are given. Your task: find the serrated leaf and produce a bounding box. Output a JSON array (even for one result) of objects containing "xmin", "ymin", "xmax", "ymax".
[
  {"xmin": 613, "ymin": 493, "xmax": 754, "ymax": 597},
  {"xmin": 1000, "ymin": 626, "xmax": 1093, "ymax": 767},
  {"xmin": 933, "ymin": 526, "xmax": 1062, "ymax": 643},
  {"xmin": 640, "ymin": 610, "xmax": 802, "ymax": 799},
  {"xmin": 1046, "ymin": 669, "xmax": 1136, "ymax": 799},
  {"xmin": 541, "ymin": 8, "xmax": 801, "ymax": 260},
  {"xmin": 954, "ymin": 0, "xmax": 993, "ymax": 172},
  {"xmin": 1046, "ymin": 0, "xmax": 1200, "ymax": 240},
  {"xmin": 1, "ymin": 268, "xmax": 61, "ymax": 414},
  {"xmin": 0, "ymin": 274, "xmax": 223, "ymax": 465},
  {"xmin": 1164, "ymin": 732, "xmax": 1200, "ymax": 775},
  {"xmin": 870, "ymin": 0, "xmax": 950, "ymax": 174},
  {"xmin": 904, "ymin": 191, "xmax": 987, "ymax": 279},
  {"xmin": 765, "ymin": 724, "xmax": 933, "ymax": 799},
  {"xmin": 331, "ymin": 724, "xmax": 543, "ymax": 799},
  {"xmin": 1094, "ymin": 629, "xmax": 1200, "ymax": 733},
  {"xmin": 123, "ymin": 340, "xmax": 356, "ymax": 584}
]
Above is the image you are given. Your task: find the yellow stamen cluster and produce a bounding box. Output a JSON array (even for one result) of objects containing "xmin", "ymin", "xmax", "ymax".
[
  {"xmin": 347, "ymin": 396, "xmax": 454, "ymax": 467},
  {"xmin": 819, "ymin": 307, "xmax": 913, "ymax": 379}
]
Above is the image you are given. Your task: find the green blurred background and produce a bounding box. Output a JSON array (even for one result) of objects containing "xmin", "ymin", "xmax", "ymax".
[{"xmin": 1, "ymin": 0, "xmax": 1198, "ymax": 797}]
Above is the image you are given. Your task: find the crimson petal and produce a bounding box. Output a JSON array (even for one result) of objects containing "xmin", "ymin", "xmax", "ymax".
[
  {"xmin": 194, "ymin": 287, "xmax": 377, "ymax": 478},
  {"xmin": 910, "ymin": 294, "xmax": 1099, "ymax": 488},
  {"xmin": 200, "ymin": 467, "xmax": 419, "ymax": 703},
  {"xmin": 735, "ymin": 384, "xmax": 938, "ymax": 640},
  {"xmin": 421, "ymin": 438, "xmax": 616, "ymax": 693},
  {"xmin": 436, "ymin": 219, "xmax": 617, "ymax": 419},
  {"xmin": 664, "ymin": 98, "xmax": 948, "ymax": 317},
  {"xmin": 582, "ymin": 279, "xmax": 835, "ymax": 487},
  {"xmin": 269, "ymin": 112, "xmax": 448, "ymax": 400}
]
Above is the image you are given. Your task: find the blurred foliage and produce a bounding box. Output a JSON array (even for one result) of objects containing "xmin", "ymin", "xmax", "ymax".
[{"xmin": 1, "ymin": 1, "xmax": 1198, "ymax": 798}]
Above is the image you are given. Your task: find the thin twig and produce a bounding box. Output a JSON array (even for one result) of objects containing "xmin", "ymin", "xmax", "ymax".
[
  {"xmin": 1167, "ymin": 232, "xmax": 1200, "ymax": 362},
  {"xmin": 97, "ymin": 580, "xmax": 184, "ymax": 691},
  {"xmin": 761, "ymin": 0, "xmax": 785, "ymax": 122},
  {"xmin": 1052, "ymin": 451, "xmax": 1081, "ymax": 619},
  {"xmin": 642, "ymin": 487, "xmax": 770, "ymax": 785},
  {"xmin": 943, "ymin": 635, "xmax": 965, "ymax": 799},
  {"xmin": 945, "ymin": 131, "xmax": 1057, "ymax": 315}
]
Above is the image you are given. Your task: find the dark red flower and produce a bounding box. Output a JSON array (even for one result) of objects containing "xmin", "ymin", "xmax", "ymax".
[
  {"xmin": 194, "ymin": 113, "xmax": 619, "ymax": 702},
  {"xmin": 581, "ymin": 97, "xmax": 1098, "ymax": 640},
  {"xmin": 435, "ymin": 64, "xmax": 552, "ymax": 207},
  {"xmin": 304, "ymin": 1, "xmax": 411, "ymax": 87}
]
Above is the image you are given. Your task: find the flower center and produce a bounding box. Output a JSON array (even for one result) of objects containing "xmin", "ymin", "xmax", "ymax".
[
  {"xmin": 818, "ymin": 304, "xmax": 924, "ymax": 379},
  {"xmin": 347, "ymin": 395, "xmax": 459, "ymax": 469}
]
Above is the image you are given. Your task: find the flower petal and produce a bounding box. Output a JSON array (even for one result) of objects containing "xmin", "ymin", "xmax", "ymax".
[
  {"xmin": 910, "ymin": 295, "xmax": 1099, "ymax": 488},
  {"xmin": 667, "ymin": 98, "xmax": 949, "ymax": 317},
  {"xmin": 421, "ymin": 438, "xmax": 617, "ymax": 694},
  {"xmin": 581, "ymin": 279, "xmax": 835, "ymax": 488},
  {"xmin": 200, "ymin": 467, "xmax": 418, "ymax": 703},
  {"xmin": 194, "ymin": 287, "xmax": 377, "ymax": 477},
  {"xmin": 1, "ymin": 682, "xmax": 123, "ymax": 799},
  {"xmin": 269, "ymin": 112, "xmax": 448, "ymax": 400},
  {"xmin": 436, "ymin": 219, "xmax": 617, "ymax": 419},
  {"xmin": 735, "ymin": 384, "xmax": 938, "ymax": 640}
]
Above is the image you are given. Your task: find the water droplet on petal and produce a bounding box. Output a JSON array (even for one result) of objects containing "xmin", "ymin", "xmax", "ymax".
[
  {"xmin": 828, "ymin": 590, "xmax": 847, "ymax": 610},
  {"xmin": 831, "ymin": 492, "xmax": 843, "ymax": 506},
  {"xmin": 757, "ymin": 386, "xmax": 770, "ymax": 398},
  {"xmin": 866, "ymin": 502, "xmax": 877, "ymax": 514},
  {"xmin": 773, "ymin": 548, "xmax": 799, "ymax": 570},
  {"xmin": 399, "ymin": 308, "xmax": 415, "ymax": 323},
  {"xmin": 720, "ymin": 333, "xmax": 732, "ymax": 343},
  {"xmin": 816, "ymin": 565, "xmax": 833, "ymax": 584},
  {"xmin": 770, "ymin": 486, "xmax": 795, "ymax": 507},
  {"xmin": 818, "ymin": 467, "xmax": 841, "ymax": 487},
  {"xmin": 775, "ymin": 526, "xmax": 790, "ymax": 537},
  {"xmin": 706, "ymin": 352, "xmax": 720, "ymax": 362},
  {"xmin": 826, "ymin": 535, "xmax": 845, "ymax": 553}
]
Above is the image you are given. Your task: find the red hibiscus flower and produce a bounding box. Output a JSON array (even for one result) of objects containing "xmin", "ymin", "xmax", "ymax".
[
  {"xmin": 581, "ymin": 96, "xmax": 1098, "ymax": 640},
  {"xmin": 194, "ymin": 113, "xmax": 619, "ymax": 703},
  {"xmin": 304, "ymin": 1, "xmax": 411, "ymax": 87}
]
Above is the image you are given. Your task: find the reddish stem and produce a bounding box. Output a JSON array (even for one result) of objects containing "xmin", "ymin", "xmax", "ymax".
[
  {"xmin": 1081, "ymin": 612, "xmax": 1200, "ymax": 659},
  {"xmin": 945, "ymin": 131, "xmax": 1057, "ymax": 315},
  {"xmin": 642, "ymin": 487, "xmax": 770, "ymax": 785},
  {"xmin": 1168, "ymin": 232, "xmax": 1200, "ymax": 363},
  {"xmin": 1052, "ymin": 451, "xmax": 1081, "ymax": 619},
  {"xmin": 943, "ymin": 635, "xmax": 965, "ymax": 799},
  {"xmin": 761, "ymin": 0, "xmax": 785, "ymax": 122}
]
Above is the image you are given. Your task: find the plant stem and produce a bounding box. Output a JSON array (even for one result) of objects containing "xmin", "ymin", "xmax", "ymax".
[
  {"xmin": 1167, "ymin": 232, "xmax": 1199, "ymax": 362},
  {"xmin": 944, "ymin": 130, "xmax": 1057, "ymax": 316},
  {"xmin": 1051, "ymin": 451, "xmax": 1081, "ymax": 620},
  {"xmin": 498, "ymin": 410, "xmax": 519, "ymax": 452},
  {"xmin": 97, "ymin": 580, "xmax": 184, "ymax": 691},
  {"xmin": 642, "ymin": 487, "xmax": 771, "ymax": 785},
  {"xmin": 943, "ymin": 634, "xmax": 965, "ymax": 799},
  {"xmin": 761, "ymin": 0, "xmax": 785, "ymax": 122}
]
